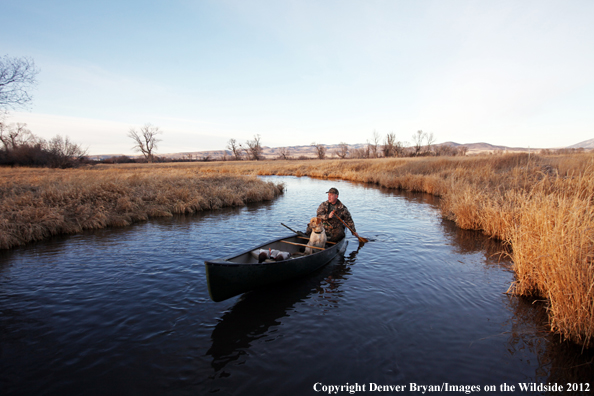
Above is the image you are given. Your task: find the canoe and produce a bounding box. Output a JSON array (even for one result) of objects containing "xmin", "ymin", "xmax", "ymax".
[{"xmin": 205, "ymin": 234, "xmax": 348, "ymax": 302}]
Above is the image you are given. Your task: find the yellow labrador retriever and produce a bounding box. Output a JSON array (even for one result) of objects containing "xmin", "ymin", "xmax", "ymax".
[{"xmin": 305, "ymin": 217, "xmax": 327, "ymax": 255}]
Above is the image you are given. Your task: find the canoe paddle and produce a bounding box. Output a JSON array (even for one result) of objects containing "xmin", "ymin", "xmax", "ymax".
[
  {"xmin": 333, "ymin": 214, "xmax": 369, "ymax": 243},
  {"xmin": 280, "ymin": 223, "xmax": 337, "ymax": 245},
  {"xmin": 281, "ymin": 223, "xmax": 305, "ymax": 236}
]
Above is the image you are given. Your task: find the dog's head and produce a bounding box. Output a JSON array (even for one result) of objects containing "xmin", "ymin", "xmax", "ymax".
[{"xmin": 309, "ymin": 217, "xmax": 324, "ymax": 234}]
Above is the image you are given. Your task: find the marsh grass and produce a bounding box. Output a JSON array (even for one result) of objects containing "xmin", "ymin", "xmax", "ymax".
[{"xmin": 0, "ymin": 165, "xmax": 283, "ymax": 250}]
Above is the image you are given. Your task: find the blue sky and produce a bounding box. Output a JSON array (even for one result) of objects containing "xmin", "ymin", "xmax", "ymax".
[{"xmin": 2, "ymin": 0, "xmax": 593, "ymax": 155}]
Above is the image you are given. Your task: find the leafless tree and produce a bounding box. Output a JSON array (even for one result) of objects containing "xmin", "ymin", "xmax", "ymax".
[
  {"xmin": 424, "ymin": 132, "xmax": 435, "ymax": 155},
  {"xmin": 127, "ymin": 124, "xmax": 162, "ymax": 163},
  {"xmin": 245, "ymin": 134, "xmax": 263, "ymax": 160},
  {"xmin": 434, "ymin": 144, "xmax": 453, "ymax": 157},
  {"xmin": 48, "ymin": 135, "xmax": 88, "ymax": 168},
  {"xmin": 0, "ymin": 122, "xmax": 35, "ymax": 150},
  {"xmin": 412, "ymin": 130, "xmax": 426, "ymax": 156},
  {"xmin": 335, "ymin": 142, "xmax": 349, "ymax": 159},
  {"xmin": 0, "ymin": 56, "xmax": 39, "ymax": 114},
  {"xmin": 369, "ymin": 131, "xmax": 381, "ymax": 158},
  {"xmin": 395, "ymin": 140, "xmax": 407, "ymax": 157},
  {"xmin": 311, "ymin": 142, "xmax": 326, "ymax": 159},
  {"xmin": 382, "ymin": 132, "xmax": 397, "ymax": 157},
  {"xmin": 277, "ymin": 147, "xmax": 290, "ymax": 160},
  {"xmin": 351, "ymin": 146, "xmax": 370, "ymax": 159},
  {"xmin": 227, "ymin": 138, "xmax": 242, "ymax": 160}
]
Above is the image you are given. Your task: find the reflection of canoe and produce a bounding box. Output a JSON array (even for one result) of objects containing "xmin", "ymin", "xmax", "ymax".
[{"xmin": 205, "ymin": 234, "xmax": 348, "ymax": 302}]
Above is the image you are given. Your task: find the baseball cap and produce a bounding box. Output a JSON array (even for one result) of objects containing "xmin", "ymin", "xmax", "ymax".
[{"xmin": 326, "ymin": 187, "xmax": 339, "ymax": 195}]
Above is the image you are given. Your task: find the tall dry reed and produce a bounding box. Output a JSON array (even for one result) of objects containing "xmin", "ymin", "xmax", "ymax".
[{"xmin": 0, "ymin": 165, "xmax": 283, "ymax": 249}]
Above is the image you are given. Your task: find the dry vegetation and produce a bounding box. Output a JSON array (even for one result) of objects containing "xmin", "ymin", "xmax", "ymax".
[
  {"xmin": 187, "ymin": 154, "xmax": 594, "ymax": 348},
  {"xmin": 2, "ymin": 153, "xmax": 593, "ymax": 348},
  {"xmin": 0, "ymin": 164, "xmax": 284, "ymax": 250}
]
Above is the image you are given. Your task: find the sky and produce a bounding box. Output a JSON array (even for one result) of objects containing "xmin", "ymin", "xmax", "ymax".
[{"xmin": 1, "ymin": 0, "xmax": 593, "ymax": 155}]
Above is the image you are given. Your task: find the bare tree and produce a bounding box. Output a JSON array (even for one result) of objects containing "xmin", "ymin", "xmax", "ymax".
[
  {"xmin": 0, "ymin": 55, "xmax": 40, "ymax": 113},
  {"xmin": 245, "ymin": 134, "xmax": 263, "ymax": 160},
  {"xmin": 412, "ymin": 130, "xmax": 426, "ymax": 156},
  {"xmin": 276, "ymin": 147, "xmax": 290, "ymax": 160},
  {"xmin": 351, "ymin": 146, "xmax": 370, "ymax": 159},
  {"xmin": 335, "ymin": 142, "xmax": 349, "ymax": 159},
  {"xmin": 369, "ymin": 131, "xmax": 381, "ymax": 158},
  {"xmin": 48, "ymin": 134, "xmax": 88, "ymax": 168},
  {"xmin": 424, "ymin": 132, "xmax": 435, "ymax": 155},
  {"xmin": 227, "ymin": 138, "xmax": 242, "ymax": 160},
  {"xmin": 311, "ymin": 142, "xmax": 326, "ymax": 159},
  {"xmin": 0, "ymin": 122, "xmax": 35, "ymax": 150},
  {"xmin": 382, "ymin": 132, "xmax": 396, "ymax": 157},
  {"xmin": 127, "ymin": 124, "xmax": 162, "ymax": 163}
]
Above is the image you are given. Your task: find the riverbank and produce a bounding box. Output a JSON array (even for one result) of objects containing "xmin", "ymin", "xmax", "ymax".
[
  {"xmin": 183, "ymin": 153, "xmax": 593, "ymax": 349},
  {"xmin": 0, "ymin": 166, "xmax": 284, "ymax": 250}
]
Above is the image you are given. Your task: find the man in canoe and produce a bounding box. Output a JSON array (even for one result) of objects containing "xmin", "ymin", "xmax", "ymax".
[{"xmin": 307, "ymin": 187, "xmax": 360, "ymax": 242}]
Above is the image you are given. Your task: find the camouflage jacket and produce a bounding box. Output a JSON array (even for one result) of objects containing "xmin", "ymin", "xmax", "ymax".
[{"xmin": 307, "ymin": 199, "xmax": 356, "ymax": 242}]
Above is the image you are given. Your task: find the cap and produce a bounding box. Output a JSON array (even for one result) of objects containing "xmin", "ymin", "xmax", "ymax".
[{"xmin": 326, "ymin": 187, "xmax": 339, "ymax": 195}]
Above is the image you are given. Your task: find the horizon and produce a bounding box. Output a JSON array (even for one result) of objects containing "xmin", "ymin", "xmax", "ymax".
[
  {"xmin": 91, "ymin": 140, "xmax": 583, "ymax": 160},
  {"xmin": 2, "ymin": 0, "xmax": 594, "ymax": 156}
]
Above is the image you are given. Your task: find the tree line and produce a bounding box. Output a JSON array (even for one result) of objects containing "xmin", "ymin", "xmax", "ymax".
[
  {"xmin": 224, "ymin": 130, "xmax": 468, "ymax": 161},
  {"xmin": 0, "ymin": 122, "xmax": 88, "ymax": 168},
  {"xmin": 1, "ymin": 55, "xmax": 88, "ymax": 167}
]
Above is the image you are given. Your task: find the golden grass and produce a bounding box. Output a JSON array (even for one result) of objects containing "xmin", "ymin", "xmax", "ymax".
[
  {"xmin": 0, "ymin": 165, "xmax": 284, "ymax": 250},
  {"xmin": 176, "ymin": 154, "xmax": 594, "ymax": 348}
]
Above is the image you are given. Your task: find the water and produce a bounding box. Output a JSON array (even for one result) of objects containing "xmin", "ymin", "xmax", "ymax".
[{"xmin": 0, "ymin": 176, "xmax": 592, "ymax": 395}]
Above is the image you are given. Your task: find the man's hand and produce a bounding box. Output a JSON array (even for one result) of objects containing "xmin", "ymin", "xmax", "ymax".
[{"xmin": 329, "ymin": 210, "xmax": 335, "ymax": 218}]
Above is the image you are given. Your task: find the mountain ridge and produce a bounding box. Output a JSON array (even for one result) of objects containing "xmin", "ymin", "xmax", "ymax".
[{"xmin": 92, "ymin": 139, "xmax": 593, "ymax": 160}]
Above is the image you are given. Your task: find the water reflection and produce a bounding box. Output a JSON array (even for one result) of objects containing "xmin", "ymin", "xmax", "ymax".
[
  {"xmin": 206, "ymin": 254, "xmax": 352, "ymax": 378},
  {"xmin": 439, "ymin": 218, "xmax": 512, "ymax": 266},
  {"xmin": 504, "ymin": 296, "xmax": 594, "ymax": 391}
]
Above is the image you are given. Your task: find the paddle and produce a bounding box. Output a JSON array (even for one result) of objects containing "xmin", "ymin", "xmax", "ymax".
[
  {"xmin": 333, "ymin": 214, "xmax": 369, "ymax": 243},
  {"xmin": 281, "ymin": 223, "xmax": 305, "ymax": 236},
  {"xmin": 280, "ymin": 223, "xmax": 336, "ymax": 245},
  {"xmin": 280, "ymin": 240, "xmax": 325, "ymax": 250}
]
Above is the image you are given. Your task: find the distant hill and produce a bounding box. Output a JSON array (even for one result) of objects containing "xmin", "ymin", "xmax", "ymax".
[
  {"xmin": 567, "ymin": 138, "xmax": 594, "ymax": 149},
  {"xmin": 92, "ymin": 139, "xmax": 592, "ymax": 161},
  {"xmin": 439, "ymin": 142, "xmax": 534, "ymax": 153},
  {"xmin": 160, "ymin": 143, "xmax": 369, "ymax": 161}
]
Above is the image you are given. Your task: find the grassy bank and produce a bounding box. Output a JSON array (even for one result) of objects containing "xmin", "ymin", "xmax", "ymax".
[
  {"xmin": 185, "ymin": 154, "xmax": 593, "ymax": 348},
  {"xmin": 0, "ymin": 165, "xmax": 284, "ymax": 250}
]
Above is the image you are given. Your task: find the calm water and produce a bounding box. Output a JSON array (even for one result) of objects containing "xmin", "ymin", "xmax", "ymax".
[{"xmin": 0, "ymin": 176, "xmax": 592, "ymax": 395}]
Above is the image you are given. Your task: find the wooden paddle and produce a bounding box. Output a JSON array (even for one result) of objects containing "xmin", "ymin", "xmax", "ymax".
[
  {"xmin": 280, "ymin": 240, "xmax": 325, "ymax": 250},
  {"xmin": 333, "ymin": 214, "xmax": 369, "ymax": 243},
  {"xmin": 280, "ymin": 222, "xmax": 336, "ymax": 245},
  {"xmin": 281, "ymin": 223, "xmax": 305, "ymax": 236}
]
